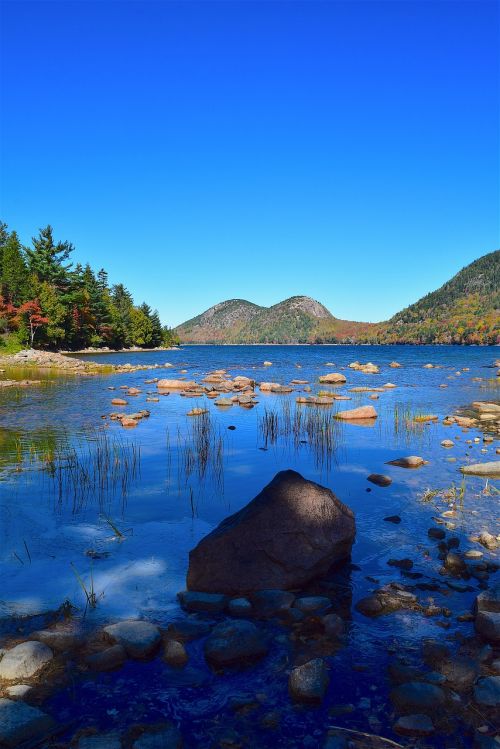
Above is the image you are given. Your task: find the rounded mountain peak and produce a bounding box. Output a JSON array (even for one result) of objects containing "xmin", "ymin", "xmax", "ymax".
[{"xmin": 276, "ymin": 296, "xmax": 333, "ymax": 319}]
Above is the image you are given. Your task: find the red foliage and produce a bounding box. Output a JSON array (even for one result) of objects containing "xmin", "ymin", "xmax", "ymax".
[{"xmin": 16, "ymin": 300, "xmax": 49, "ymax": 345}]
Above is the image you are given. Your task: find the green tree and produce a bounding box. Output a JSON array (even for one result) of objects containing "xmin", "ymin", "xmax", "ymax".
[
  {"xmin": 25, "ymin": 225, "xmax": 74, "ymax": 288},
  {"xmin": 1, "ymin": 231, "xmax": 27, "ymax": 304},
  {"xmin": 130, "ymin": 306, "xmax": 153, "ymax": 346},
  {"xmin": 150, "ymin": 310, "xmax": 164, "ymax": 347},
  {"xmin": 0, "ymin": 221, "xmax": 9, "ymax": 280},
  {"xmin": 34, "ymin": 280, "xmax": 67, "ymax": 347}
]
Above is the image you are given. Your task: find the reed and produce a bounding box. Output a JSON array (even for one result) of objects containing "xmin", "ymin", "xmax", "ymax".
[
  {"xmin": 13, "ymin": 428, "xmax": 141, "ymax": 511},
  {"xmin": 259, "ymin": 399, "xmax": 342, "ymax": 469}
]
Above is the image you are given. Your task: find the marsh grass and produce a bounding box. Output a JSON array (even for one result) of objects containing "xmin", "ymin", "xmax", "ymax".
[
  {"xmin": 11, "ymin": 428, "xmax": 141, "ymax": 512},
  {"xmin": 179, "ymin": 410, "xmax": 224, "ymax": 493},
  {"xmin": 259, "ymin": 398, "xmax": 343, "ymax": 469},
  {"xmin": 392, "ymin": 402, "xmax": 437, "ymax": 446}
]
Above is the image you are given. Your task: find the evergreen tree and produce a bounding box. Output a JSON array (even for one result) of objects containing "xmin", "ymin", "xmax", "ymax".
[
  {"xmin": 150, "ymin": 310, "xmax": 164, "ymax": 347},
  {"xmin": 130, "ymin": 306, "xmax": 153, "ymax": 346},
  {"xmin": 25, "ymin": 225, "xmax": 74, "ymax": 288},
  {"xmin": 110, "ymin": 284, "xmax": 134, "ymax": 347},
  {"xmin": 1, "ymin": 231, "xmax": 27, "ymax": 304},
  {"xmin": 0, "ymin": 222, "xmax": 9, "ymax": 280}
]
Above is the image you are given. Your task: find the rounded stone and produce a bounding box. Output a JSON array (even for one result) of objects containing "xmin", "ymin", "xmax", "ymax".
[
  {"xmin": 228, "ymin": 597, "xmax": 253, "ymax": 617},
  {"xmin": 204, "ymin": 620, "xmax": 268, "ymax": 670},
  {"xmin": 103, "ymin": 620, "xmax": 161, "ymax": 659},
  {"xmin": 295, "ymin": 596, "xmax": 331, "ymax": 613},
  {"xmin": 163, "ymin": 640, "xmax": 188, "ymax": 668},
  {"xmin": 0, "ymin": 698, "xmax": 55, "ymax": 748},
  {"xmin": 394, "ymin": 714, "xmax": 435, "ymax": 736},
  {"xmin": 289, "ymin": 658, "xmax": 329, "ymax": 704},
  {"xmin": 0, "ymin": 641, "xmax": 53, "ymax": 681},
  {"xmin": 390, "ymin": 682, "xmax": 446, "ymax": 711}
]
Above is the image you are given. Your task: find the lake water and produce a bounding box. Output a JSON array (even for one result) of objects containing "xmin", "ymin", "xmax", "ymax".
[{"xmin": 0, "ymin": 345, "xmax": 498, "ymax": 748}]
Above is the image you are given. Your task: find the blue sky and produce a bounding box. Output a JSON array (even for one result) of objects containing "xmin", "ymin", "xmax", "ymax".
[{"xmin": 1, "ymin": 0, "xmax": 498, "ymax": 327}]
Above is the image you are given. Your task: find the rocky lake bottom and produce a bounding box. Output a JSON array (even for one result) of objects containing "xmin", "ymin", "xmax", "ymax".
[{"xmin": 0, "ymin": 344, "xmax": 498, "ymax": 749}]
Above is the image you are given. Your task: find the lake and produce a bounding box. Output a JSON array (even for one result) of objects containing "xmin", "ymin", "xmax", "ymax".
[{"xmin": 0, "ymin": 345, "xmax": 498, "ymax": 748}]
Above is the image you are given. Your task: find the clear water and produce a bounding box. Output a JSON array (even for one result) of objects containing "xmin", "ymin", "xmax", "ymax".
[{"xmin": 0, "ymin": 345, "xmax": 498, "ymax": 747}]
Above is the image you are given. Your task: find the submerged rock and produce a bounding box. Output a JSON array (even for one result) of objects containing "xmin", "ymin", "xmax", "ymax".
[
  {"xmin": 356, "ymin": 585, "xmax": 418, "ymax": 617},
  {"xmin": 85, "ymin": 645, "xmax": 127, "ymax": 672},
  {"xmin": 250, "ymin": 589, "xmax": 295, "ymax": 618},
  {"xmin": 367, "ymin": 473, "xmax": 392, "ymax": 487},
  {"xmin": 163, "ymin": 640, "xmax": 188, "ymax": 668},
  {"xmin": 390, "ymin": 681, "xmax": 446, "ymax": 711},
  {"xmin": 204, "ymin": 620, "xmax": 268, "ymax": 670},
  {"xmin": 0, "ymin": 641, "xmax": 53, "ymax": 680},
  {"xmin": 322, "ymin": 613, "xmax": 345, "ymax": 639},
  {"xmin": 103, "ymin": 620, "xmax": 161, "ymax": 659},
  {"xmin": 0, "ymin": 698, "xmax": 55, "ymax": 748},
  {"xmin": 177, "ymin": 591, "xmax": 228, "ymax": 614},
  {"xmin": 394, "ymin": 714, "xmax": 435, "ymax": 737},
  {"xmin": 187, "ymin": 470, "xmax": 355, "ymax": 594},
  {"xmin": 289, "ymin": 658, "xmax": 329, "ymax": 703},
  {"xmin": 228, "ymin": 597, "xmax": 253, "ymax": 617}
]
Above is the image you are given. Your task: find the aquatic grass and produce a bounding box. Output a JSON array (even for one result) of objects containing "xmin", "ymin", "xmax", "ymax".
[
  {"xmin": 10, "ymin": 428, "xmax": 142, "ymax": 512},
  {"xmin": 259, "ymin": 397, "xmax": 342, "ymax": 470},
  {"xmin": 70, "ymin": 561, "xmax": 101, "ymax": 611},
  {"xmin": 391, "ymin": 402, "xmax": 437, "ymax": 448},
  {"xmin": 179, "ymin": 410, "xmax": 225, "ymax": 494}
]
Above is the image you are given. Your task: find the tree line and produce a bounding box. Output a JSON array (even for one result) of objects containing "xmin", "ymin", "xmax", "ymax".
[{"xmin": 0, "ymin": 222, "xmax": 178, "ymax": 350}]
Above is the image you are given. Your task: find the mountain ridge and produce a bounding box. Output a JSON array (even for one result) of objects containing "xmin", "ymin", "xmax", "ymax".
[{"xmin": 175, "ymin": 251, "xmax": 499, "ymax": 345}]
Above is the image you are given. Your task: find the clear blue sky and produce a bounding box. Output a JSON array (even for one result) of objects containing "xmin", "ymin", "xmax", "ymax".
[{"xmin": 1, "ymin": 0, "xmax": 498, "ymax": 326}]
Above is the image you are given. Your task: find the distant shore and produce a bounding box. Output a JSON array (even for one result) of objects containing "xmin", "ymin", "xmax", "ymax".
[{"xmin": 61, "ymin": 346, "xmax": 181, "ymax": 355}]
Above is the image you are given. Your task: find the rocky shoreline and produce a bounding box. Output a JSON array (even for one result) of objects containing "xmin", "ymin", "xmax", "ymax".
[
  {"xmin": 0, "ymin": 349, "xmax": 181, "ymax": 380},
  {"xmin": 1, "ymin": 469, "xmax": 499, "ymax": 748},
  {"xmin": 0, "ymin": 353, "xmax": 499, "ymax": 748}
]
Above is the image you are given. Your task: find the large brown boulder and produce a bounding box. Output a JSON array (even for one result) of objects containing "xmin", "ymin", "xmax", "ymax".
[{"xmin": 187, "ymin": 470, "xmax": 355, "ymax": 594}]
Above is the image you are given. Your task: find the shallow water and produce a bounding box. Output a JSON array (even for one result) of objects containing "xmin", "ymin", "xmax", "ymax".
[{"xmin": 0, "ymin": 345, "xmax": 498, "ymax": 747}]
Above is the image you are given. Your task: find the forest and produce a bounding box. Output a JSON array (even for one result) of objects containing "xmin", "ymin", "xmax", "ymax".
[{"xmin": 0, "ymin": 222, "xmax": 178, "ymax": 351}]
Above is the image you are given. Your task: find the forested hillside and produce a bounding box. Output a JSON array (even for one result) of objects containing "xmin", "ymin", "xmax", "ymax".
[
  {"xmin": 376, "ymin": 250, "xmax": 499, "ymax": 344},
  {"xmin": 0, "ymin": 222, "xmax": 178, "ymax": 351},
  {"xmin": 175, "ymin": 251, "xmax": 499, "ymax": 345}
]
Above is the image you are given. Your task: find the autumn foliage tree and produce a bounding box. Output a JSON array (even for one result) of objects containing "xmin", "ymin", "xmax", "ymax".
[{"xmin": 16, "ymin": 301, "xmax": 49, "ymax": 347}]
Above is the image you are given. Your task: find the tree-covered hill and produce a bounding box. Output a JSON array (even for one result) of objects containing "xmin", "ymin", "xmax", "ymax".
[
  {"xmin": 0, "ymin": 222, "xmax": 178, "ymax": 351},
  {"xmin": 175, "ymin": 299, "xmax": 264, "ymax": 343},
  {"xmin": 376, "ymin": 250, "xmax": 499, "ymax": 344},
  {"xmin": 175, "ymin": 251, "xmax": 499, "ymax": 345}
]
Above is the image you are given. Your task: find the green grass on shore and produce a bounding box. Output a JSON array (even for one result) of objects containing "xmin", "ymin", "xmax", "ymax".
[{"xmin": 0, "ymin": 334, "xmax": 24, "ymax": 355}]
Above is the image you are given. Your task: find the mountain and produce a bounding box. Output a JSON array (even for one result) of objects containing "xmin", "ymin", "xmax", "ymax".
[
  {"xmin": 175, "ymin": 299, "xmax": 264, "ymax": 343},
  {"xmin": 378, "ymin": 249, "xmax": 499, "ymax": 344},
  {"xmin": 175, "ymin": 294, "xmax": 377, "ymax": 344},
  {"xmin": 174, "ymin": 251, "xmax": 499, "ymax": 344}
]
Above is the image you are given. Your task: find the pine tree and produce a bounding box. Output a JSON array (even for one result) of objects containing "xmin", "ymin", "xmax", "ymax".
[
  {"xmin": 1, "ymin": 231, "xmax": 27, "ymax": 304},
  {"xmin": 110, "ymin": 283, "xmax": 134, "ymax": 347},
  {"xmin": 25, "ymin": 225, "xmax": 74, "ymax": 288},
  {"xmin": 0, "ymin": 222, "xmax": 9, "ymax": 280},
  {"xmin": 150, "ymin": 310, "xmax": 164, "ymax": 347}
]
